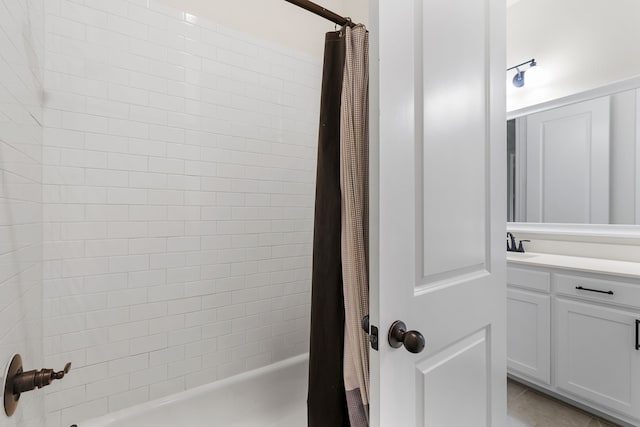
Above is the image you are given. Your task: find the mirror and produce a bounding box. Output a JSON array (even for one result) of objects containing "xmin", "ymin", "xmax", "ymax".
[
  {"xmin": 506, "ymin": 0, "xmax": 640, "ymax": 226},
  {"xmin": 507, "ymin": 83, "xmax": 640, "ymax": 225}
]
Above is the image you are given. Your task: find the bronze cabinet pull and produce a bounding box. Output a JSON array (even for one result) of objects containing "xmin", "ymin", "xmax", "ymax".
[{"xmin": 575, "ymin": 285, "xmax": 614, "ymax": 295}]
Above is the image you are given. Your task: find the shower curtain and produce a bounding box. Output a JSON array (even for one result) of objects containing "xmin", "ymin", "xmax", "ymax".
[
  {"xmin": 308, "ymin": 29, "xmax": 349, "ymax": 427},
  {"xmin": 308, "ymin": 24, "xmax": 369, "ymax": 427},
  {"xmin": 340, "ymin": 25, "xmax": 370, "ymax": 427}
]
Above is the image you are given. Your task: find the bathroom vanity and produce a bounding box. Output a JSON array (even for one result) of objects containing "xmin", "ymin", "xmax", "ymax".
[
  {"xmin": 507, "ymin": 252, "xmax": 640, "ymax": 426},
  {"xmin": 504, "ymin": 72, "xmax": 640, "ymax": 426}
]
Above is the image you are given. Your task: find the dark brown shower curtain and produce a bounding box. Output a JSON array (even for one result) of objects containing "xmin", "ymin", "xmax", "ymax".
[
  {"xmin": 307, "ymin": 30, "xmax": 349, "ymax": 427},
  {"xmin": 308, "ymin": 24, "xmax": 370, "ymax": 427}
]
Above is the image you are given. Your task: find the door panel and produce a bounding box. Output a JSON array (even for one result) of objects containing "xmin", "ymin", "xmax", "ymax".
[
  {"xmin": 420, "ymin": 0, "xmax": 488, "ymax": 281},
  {"xmin": 418, "ymin": 330, "xmax": 488, "ymax": 426},
  {"xmin": 370, "ymin": 0, "xmax": 506, "ymax": 426}
]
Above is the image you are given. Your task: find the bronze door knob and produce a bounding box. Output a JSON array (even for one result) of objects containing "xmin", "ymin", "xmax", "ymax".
[{"xmin": 388, "ymin": 320, "xmax": 426, "ymax": 354}]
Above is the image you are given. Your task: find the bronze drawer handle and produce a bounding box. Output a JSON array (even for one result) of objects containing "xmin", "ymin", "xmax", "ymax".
[{"xmin": 575, "ymin": 285, "xmax": 614, "ymax": 295}]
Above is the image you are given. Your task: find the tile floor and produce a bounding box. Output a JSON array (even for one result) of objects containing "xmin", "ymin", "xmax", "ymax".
[{"xmin": 508, "ymin": 379, "xmax": 622, "ymax": 427}]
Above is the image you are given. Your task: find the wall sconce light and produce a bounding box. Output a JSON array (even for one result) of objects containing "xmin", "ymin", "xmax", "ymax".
[{"xmin": 507, "ymin": 58, "xmax": 540, "ymax": 88}]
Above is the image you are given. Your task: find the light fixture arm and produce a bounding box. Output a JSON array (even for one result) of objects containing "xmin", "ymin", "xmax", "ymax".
[{"xmin": 507, "ymin": 58, "xmax": 536, "ymax": 72}]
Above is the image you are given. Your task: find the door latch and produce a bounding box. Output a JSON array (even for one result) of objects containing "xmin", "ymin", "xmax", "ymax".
[
  {"xmin": 369, "ymin": 325, "xmax": 379, "ymax": 351},
  {"xmin": 362, "ymin": 315, "xmax": 379, "ymax": 351}
]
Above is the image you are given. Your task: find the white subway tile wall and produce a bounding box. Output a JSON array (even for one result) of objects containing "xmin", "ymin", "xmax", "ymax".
[
  {"xmin": 0, "ymin": 0, "xmax": 45, "ymax": 426},
  {"xmin": 42, "ymin": 0, "xmax": 320, "ymax": 425}
]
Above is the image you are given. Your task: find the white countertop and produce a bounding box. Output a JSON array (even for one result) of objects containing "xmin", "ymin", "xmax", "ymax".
[{"xmin": 506, "ymin": 252, "xmax": 640, "ymax": 279}]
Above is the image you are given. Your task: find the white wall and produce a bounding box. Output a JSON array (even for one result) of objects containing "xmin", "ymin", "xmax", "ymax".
[
  {"xmin": 42, "ymin": 1, "xmax": 319, "ymax": 425},
  {"xmin": 507, "ymin": 0, "xmax": 640, "ymax": 111},
  {"xmin": 0, "ymin": 0, "xmax": 45, "ymax": 426},
  {"xmin": 156, "ymin": 0, "xmax": 369, "ymax": 58},
  {"xmin": 610, "ymin": 89, "xmax": 638, "ymax": 224}
]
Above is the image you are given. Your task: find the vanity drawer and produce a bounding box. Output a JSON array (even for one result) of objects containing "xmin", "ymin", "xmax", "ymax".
[
  {"xmin": 507, "ymin": 267, "xmax": 550, "ymax": 293},
  {"xmin": 555, "ymin": 273, "xmax": 640, "ymax": 309}
]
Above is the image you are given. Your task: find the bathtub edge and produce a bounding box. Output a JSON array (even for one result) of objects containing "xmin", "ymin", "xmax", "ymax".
[{"xmin": 76, "ymin": 352, "xmax": 309, "ymax": 427}]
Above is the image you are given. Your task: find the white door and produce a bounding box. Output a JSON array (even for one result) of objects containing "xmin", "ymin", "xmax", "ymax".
[
  {"xmin": 525, "ymin": 97, "xmax": 610, "ymax": 223},
  {"xmin": 369, "ymin": 1, "xmax": 506, "ymax": 426}
]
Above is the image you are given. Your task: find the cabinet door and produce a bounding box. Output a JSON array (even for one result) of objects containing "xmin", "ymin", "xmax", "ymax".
[
  {"xmin": 556, "ymin": 298, "xmax": 640, "ymax": 419},
  {"xmin": 507, "ymin": 288, "xmax": 551, "ymax": 384}
]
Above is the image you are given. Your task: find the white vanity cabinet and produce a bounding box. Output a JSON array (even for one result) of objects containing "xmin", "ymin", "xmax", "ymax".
[
  {"xmin": 507, "ymin": 260, "xmax": 640, "ymax": 425},
  {"xmin": 556, "ymin": 297, "xmax": 640, "ymax": 419},
  {"xmin": 506, "ymin": 267, "xmax": 551, "ymax": 384}
]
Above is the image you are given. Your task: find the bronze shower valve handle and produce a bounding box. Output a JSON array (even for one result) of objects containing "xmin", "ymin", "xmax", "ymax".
[
  {"xmin": 4, "ymin": 354, "xmax": 72, "ymax": 417},
  {"xmin": 13, "ymin": 361, "xmax": 72, "ymax": 394},
  {"xmin": 55, "ymin": 362, "xmax": 72, "ymax": 379}
]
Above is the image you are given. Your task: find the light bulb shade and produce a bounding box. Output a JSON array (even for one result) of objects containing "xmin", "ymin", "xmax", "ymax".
[{"xmin": 512, "ymin": 70, "xmax": 525, "ymax": 88}]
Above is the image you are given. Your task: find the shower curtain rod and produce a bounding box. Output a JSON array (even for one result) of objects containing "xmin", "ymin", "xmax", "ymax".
[{"xmin": 284, "ymin": 0, "xmax": 357, "ymax": 27}]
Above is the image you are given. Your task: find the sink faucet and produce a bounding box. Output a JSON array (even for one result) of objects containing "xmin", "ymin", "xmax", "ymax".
[
  {"xmin": 507, "ymin": 232, "xmax": 530, "ymax": 253},
  {"xmin": 507, "ymin": 232, "xmax": 517, "ymax": 252}
]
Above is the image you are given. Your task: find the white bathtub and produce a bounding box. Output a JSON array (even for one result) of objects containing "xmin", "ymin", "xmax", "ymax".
[{"xmin": 79, "ymin": 355, "xmax": 308, "ymax": 427}]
